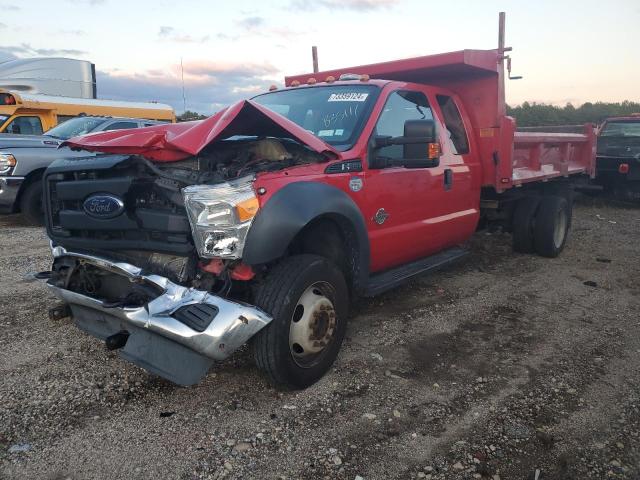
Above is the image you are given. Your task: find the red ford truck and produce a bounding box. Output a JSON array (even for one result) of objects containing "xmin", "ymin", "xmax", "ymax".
[{"xmin": 39, "ymin": 38, "xmax": 595, "ymax": 388}]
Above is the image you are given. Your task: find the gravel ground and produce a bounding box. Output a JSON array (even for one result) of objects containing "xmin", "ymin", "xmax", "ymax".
[{"xmin": 1, "ymin": 195, "xmax": 639, "ymax": 480}]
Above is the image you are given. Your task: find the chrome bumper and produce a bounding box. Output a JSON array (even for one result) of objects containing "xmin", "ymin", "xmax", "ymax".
[
  {"xmin": 46, "ymin": 246, "xmax": 272, "ymax": 362},
  {"xmin": 0, "ymin": 176, "xmax": 24, "ymax": 211}
]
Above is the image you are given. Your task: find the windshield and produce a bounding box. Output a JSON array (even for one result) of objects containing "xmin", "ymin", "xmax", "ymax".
[
  {"xmin": 44, "ymin": 117, "xmax": 106, "ymax": 140},
  {"xmin": 600, "ymin": 121, "xmax": 640, "ymax": 138},
  {"xmin": 252, "ymin": 85, "xmax": 379, "ymax": 151}
]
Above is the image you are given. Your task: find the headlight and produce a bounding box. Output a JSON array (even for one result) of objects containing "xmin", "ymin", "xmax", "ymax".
[
  {"xmin": 183, "ymin": 179, "xmax": 259, "ymax": 259},
  {"xmin": 0, "ymin": 153, "xmax": 16, "ymax": 174}
]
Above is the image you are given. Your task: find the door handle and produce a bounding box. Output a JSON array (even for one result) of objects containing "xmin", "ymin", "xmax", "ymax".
[{"xmin": 444, "ymin": 168, "xmax": 453, "ymax": 191}]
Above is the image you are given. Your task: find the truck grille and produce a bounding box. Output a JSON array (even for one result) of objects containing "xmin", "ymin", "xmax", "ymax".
[{"xmin": 44, "ymin": 157, "xmax": 194, "ymax": 256}]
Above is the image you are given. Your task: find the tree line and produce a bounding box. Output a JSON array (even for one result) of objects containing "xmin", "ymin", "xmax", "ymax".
[
  {"xmin": 506, "ymin": 101, "xmax": 640, "ymax": 127},
  {"xmin": 178, "ymin": 101, "xmax": 640, "ymax": 127}
]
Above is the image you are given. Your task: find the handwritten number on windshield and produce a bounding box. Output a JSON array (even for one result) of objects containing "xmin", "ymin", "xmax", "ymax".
[{"xmin": 322, "ymin": 105, "xmax": 359, "ymax": 128}]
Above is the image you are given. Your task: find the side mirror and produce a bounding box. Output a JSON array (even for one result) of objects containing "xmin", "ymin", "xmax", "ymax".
[
  {"xmin": 402, "ymin": 119, "xmax": 439, "ymax": 168},
  {"xmin": 371, "ymin": 119, "xmax": 440, "ymax": 169}
]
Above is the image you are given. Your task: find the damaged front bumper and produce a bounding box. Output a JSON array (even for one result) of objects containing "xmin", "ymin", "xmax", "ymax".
[{"xmin": 43, "ymin": 246, "xmax": 272, "ymax": 385}]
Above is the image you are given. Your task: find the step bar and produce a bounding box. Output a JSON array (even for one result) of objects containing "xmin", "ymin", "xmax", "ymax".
[{"xmin": 365, "ymin": 247, "xmax": 468, "ymax": 297}]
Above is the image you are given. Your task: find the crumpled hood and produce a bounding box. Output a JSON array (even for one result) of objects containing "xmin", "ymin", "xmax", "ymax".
[
  {"xmin": 0, "ymin": 133, "xmax": 61, "ymax": 150},
  {"xmin": 62, "ymin": 100, "xmax": 341, "ymax": 162}
]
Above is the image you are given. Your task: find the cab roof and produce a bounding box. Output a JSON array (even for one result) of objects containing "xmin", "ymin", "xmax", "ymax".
[{"xmin": 603, "ymin": 114, "xmax": 640, "ymax": 122}]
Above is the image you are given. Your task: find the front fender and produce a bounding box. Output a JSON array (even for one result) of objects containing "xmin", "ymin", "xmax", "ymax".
[{"xmin": 243, "ymin": 181, "xmax": 370, "ymax": 291}]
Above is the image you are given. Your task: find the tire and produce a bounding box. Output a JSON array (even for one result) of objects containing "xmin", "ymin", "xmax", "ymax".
[
  {"xmin": 512, "ymin": 196, "xmax": 540, "ymax": 253},
  {"xmin": 19, "ymin": 180, "xmax": 44, "ymax": 226},
  {"xmin": 533, "ymin": 195, "xmax": 570, "ymax": 258},
  {"xmin": 252, "ymin": 254, "xmax": 349, "ymax": 389},
  {"xmin": 545, "ymin": 183, "xmax": 573, "ymax": 227}
]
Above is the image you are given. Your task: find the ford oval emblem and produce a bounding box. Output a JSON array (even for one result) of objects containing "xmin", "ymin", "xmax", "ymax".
[{"xmin": 83, "ymin": 194, "xmax": 125, "ymax": 219}]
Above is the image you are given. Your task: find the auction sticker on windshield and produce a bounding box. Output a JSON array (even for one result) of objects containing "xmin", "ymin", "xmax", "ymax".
[{"xmin": 328, "ymin": 93, "xmax": 369, "ymax": 102}]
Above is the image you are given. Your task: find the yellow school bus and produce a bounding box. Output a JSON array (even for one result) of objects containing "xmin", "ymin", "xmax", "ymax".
[{"xmin": 0, "ymin": 89, "xmax": 176, "ymax": 134}]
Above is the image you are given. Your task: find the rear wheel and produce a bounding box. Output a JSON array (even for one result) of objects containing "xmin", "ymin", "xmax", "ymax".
[
  {"xmin": 512, "ymin": 196, "xmax": 540, "ymax": 253},
  {"xmin": 19, "ymin": 181, "xmax": 44, "ymax": 226},
  {"xmin": 533, "ymin": 196, "xmax": 570, "ymax": 258},
  {"xmin": 252, "ymin": 254, "xmax": 349, "ymax": 389}
]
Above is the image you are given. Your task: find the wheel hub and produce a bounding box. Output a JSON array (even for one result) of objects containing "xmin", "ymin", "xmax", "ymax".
[
  {"xmin": 289, "ymin": 284, "xmax": 336, "ymax": 366},
  {"xmin": 553, "ymin": 208, "xmax": 568, "ymax": 248}
]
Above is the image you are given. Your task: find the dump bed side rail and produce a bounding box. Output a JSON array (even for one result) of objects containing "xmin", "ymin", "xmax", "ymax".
[{"xmin": 491, "ymin": 120, "xmax": 596, "ymax": 192}]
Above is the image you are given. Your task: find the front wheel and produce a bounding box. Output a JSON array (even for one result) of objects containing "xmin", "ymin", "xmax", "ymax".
[
  {"xmin": 19, "ymin": 180, "xmax": 44, "ymax": 226},
  {"xmin": 252, "ymin": 254, "xmax": 349, "ymax": 389}
]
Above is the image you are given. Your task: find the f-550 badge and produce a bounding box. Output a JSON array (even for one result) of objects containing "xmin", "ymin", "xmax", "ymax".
[
  {"xmin": 349, "ymin": 177, "xmax": 363, "ymax": 192},
  {"xmin": 373, "ymin": 208, "xmax": 389, "ymax": 225}
]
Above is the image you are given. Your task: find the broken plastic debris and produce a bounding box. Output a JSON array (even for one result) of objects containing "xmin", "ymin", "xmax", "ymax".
[{"xmin": 8, "ymin": 443, "xmax": 31, "ymax": 453}]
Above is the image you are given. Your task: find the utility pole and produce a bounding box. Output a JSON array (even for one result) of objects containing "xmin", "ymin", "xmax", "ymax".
[
  {"xmin": 312, "ymin": 46, "xmax": 319, "ymax": 73},
  {"xmin": 180, "ymin": 57, "xmax": 186, "ymax": 113}
]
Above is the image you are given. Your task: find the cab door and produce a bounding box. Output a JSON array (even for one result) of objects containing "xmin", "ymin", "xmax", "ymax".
[
  {"xmin": 431, "ymin": 92, "xmax": 481, "ymax": 242},
  {"xmin": 363, "ymin": 86, "xmax": 477, "ymax": 273}
]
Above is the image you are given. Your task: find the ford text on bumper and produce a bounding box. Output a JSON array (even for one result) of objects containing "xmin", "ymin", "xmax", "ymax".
[{"xmin": 43, "ymin": 246, "xmax": 272, "ymax": 385}]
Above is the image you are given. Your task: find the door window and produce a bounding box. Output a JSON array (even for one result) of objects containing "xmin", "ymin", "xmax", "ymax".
[
  {"xmin": 4, "ymin": 116, "xmax": 43, "ymax": 135},
  {"xmin": 104, "ymin": 121, "xmax": 138, "ymax": 131},
  {"xmin": 436, "ymin": 95, "xmax": 469, "ymax": 154},
  {"xmin": 374, "ymin": 91, "xmax": 433, "ymax": 160}
]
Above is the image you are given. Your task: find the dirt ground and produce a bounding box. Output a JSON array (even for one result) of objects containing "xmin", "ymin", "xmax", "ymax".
[{"xmin": 1, "ymin": 195, "xmax": 639, "ymax": 480}]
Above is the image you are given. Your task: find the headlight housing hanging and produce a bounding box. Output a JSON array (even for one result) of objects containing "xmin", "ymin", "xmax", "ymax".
[{"xmin": 183, "ymin": 178, "xmax": 259, "ymax": 259}]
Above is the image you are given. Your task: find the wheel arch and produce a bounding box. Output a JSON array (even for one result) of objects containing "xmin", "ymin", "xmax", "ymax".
[
  {"xmin": 15, "ymin": 167, "xmax": 46, "ymax": 212},
  {"xmin": 243, "ymin": 181, "xmax": 370, "ymax": 294}
]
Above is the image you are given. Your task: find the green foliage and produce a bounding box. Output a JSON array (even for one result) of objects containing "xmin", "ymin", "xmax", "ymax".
[
  {"xmin": 177, "ymin": 110, "xmax": 208, "ymax": 122},
  {"xmin": 178, "ymin": 101, "xmax": 640, "ymax": 127},
  {"xmin": 507, "ymin": 101, "xmax": 640, "ymax": 127}
]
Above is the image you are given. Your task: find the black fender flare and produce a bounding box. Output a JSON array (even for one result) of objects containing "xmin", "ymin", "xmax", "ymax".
[{"xmin": 243, "ymin": 181, "xmax": 370, "ymax": 292}]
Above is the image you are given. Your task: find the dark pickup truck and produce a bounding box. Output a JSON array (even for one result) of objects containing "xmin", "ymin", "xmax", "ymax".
[
  {"xmin": 0, "ymin": 116, "xmax": 164, "ymax": 224},
  {"xmin": 595, "ymin": 114, "xmax": 640, "ymax": 200}
]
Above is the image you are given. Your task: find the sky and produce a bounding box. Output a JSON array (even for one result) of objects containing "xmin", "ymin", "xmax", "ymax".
[{"xmin": 0, "ymin": 0, "xmax": 638, "ymax": 115}]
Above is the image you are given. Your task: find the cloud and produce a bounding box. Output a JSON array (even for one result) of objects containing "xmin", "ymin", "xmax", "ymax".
[
  {"xmin": 0, "ymin": 22, "xmax": 6, "ymax": 29},
  {"xmin": 223, "ymin": 16, "xmax": 306, "ymax": 41},
  {"xmin": 0, "ymin": 3, "xmax": 20, "ymax": 10},
  {"xmin": 236, "ymin": 16, "xmax": 265, "ymax": 31},
  {"xmin": 158, "ymin": 26, "xmax": 209, "ymax": 43},
  {"xmin": 289, "ymin": 0, "xmax": 399, "ymax": 11},
  {"xmin": 96, "ymin": 60, "xmax": 280, "ymax": 115},
  {"xmin": 0, "ymin": 43, "xmax": 87, "ymax": 60},
  {"xmin": 66, "ymin": 0, "xmax": 105, "ymax": 4},
  {"xmin": 58, "ymin": 29, "xmax": 86, "ymax": 36}
]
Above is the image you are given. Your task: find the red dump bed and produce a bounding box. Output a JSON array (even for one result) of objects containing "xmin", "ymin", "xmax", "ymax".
[{"xmin": 286, "ymin": 49, "xmax": 596, "ymax": 192}]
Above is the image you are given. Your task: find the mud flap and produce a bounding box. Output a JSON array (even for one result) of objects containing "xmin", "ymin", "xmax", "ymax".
[
  {"xmin": 70, "ymin": 305, "xmax": 213, "ymax": 386},
  {"xmin": 119, "ymin": 327, "xmax": 213, "ymax": 386}
]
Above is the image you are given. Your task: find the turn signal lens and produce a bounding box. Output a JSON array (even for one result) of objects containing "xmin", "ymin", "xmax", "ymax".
[
  {"xmin": 236, "ymin": 197, "xmax": 259, "ymax": 222},
  {"xmin": 428, "ymin": 143, "xmax": 441, "ymax": 159},
  {"xmin": 0, "ymin": 153, "xmax": 16, "ymax": 173}
]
